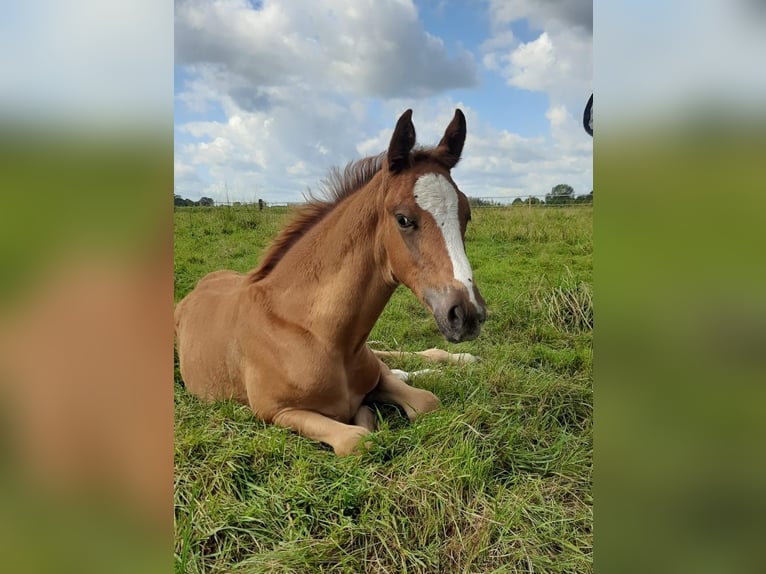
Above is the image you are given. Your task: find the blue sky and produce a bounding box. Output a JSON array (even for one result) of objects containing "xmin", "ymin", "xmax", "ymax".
[{"xmin": 174, "ymin": 0, "xmax": 593, "ymax": 203}]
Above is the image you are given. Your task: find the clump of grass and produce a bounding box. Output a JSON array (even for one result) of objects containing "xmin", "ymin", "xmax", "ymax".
[{"xmin": 533, "ymin": 269, "xmax": 593, "ymax": 333}]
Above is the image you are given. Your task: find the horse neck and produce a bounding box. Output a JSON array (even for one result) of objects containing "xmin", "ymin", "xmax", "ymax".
[{"xmin": 255, "ymin": 179, "xmax": 396, "ymax": 348}]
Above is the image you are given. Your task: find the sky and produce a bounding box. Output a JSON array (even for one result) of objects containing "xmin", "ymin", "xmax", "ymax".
[{"xmin": 173, "ymin": 0, "xmax": 593, "ymax": 203}]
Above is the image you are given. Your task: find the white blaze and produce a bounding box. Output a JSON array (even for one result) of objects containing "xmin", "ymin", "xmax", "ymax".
[{"xmin": 413, "ymin": 173, "xmax": 480, "ymax": 310}]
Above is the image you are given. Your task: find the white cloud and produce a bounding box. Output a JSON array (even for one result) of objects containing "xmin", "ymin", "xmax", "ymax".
[
  {"xmin": 356, "ymin": 132, "xmax": 390, "ymax": 158},
  {"xmin": 546, "ymin": 105, "xmax": 568, "ymax": 129},
  {"xmin": 458, "ymin": 105, "xmax": 591, "ymax": 199},
  {"xmin": 489, "ymin": 0, "xmax": 592, "ymax": 34},
  {"xmin": 482, "ymin": 0, "xmax": 592, "ymax": 112},
  {"xmin": 174, "ymin": 0, "xmax": 481, "ymax": 203},
  {"xmin": 287, "ymin": 161, "xmax": 309, "ymax": 176},
  {"xmin": 173, "ymin": 0, "xmax": 592, "ymax": 204},
  {"xmin": 506, "ymin": 32, "xmax": 557, "ymax": 91},
  {"xmin": 175, "ymin": 0, "xmax": 478, "ymax": 102},
  {"xmin": 479, "ymin": 0, "xmax": 592, "ymax": 184},
  {"xmin": 480, "ymin": 29, "xmax": 516, "ymax": 60},
  {"xmin": 175, "ymin": 94, "xmax": 592, "ymax": 203},
  {"xmin": 367, "ymin": 100, "xmax": 591, "ymax": 200},
  {"xmin": 484, "ymin": 30, "xmax": 591, "ymax": 111}
]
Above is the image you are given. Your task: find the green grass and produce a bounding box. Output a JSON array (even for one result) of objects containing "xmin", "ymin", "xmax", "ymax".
[{"xmin": 174, "ymin": 204, "xmax": 592, "ymax": 573}]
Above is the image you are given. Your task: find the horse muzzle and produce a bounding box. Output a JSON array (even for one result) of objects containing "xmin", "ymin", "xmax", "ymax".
[{"xmin": 425, "ymin": 287, "xmax": 487, "ymax": 343}]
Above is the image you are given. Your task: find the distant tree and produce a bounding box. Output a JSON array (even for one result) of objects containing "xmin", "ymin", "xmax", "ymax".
[
  {"xmin": 197, "ymin": 197, "xmax": 215, "ymax": 207},
  {"xmin": 512, "ymin": 197, "xmax": 524, "ymax": 205},
  {"xmin": 174, "ymin": 194, "xmax": 195, "ymax": 207},
  {"xmin": 545, "ymin": 184, "xmax": 575, "ymax": 205},
  {"xmin": 574, "ymin": 190, "xmax": 593, "ymax": 204},
  {"xmin": 468, "ymin": 197, "xmax": 500, "ymax": 207},
  {"xmin": 529, "ymin": 196, "xmax": 543, "ymax": 205}
]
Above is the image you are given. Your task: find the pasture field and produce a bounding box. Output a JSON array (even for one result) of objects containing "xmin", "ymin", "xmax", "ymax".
[{"xmin": 174, "ymin": 204, "xmax": 593, "ymax": 573}]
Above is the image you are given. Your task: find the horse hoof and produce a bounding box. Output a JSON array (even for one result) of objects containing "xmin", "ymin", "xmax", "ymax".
[
  {"xmin": 333, "ymin": 426, "xmax": 372, "ymax": 457},
  {"xmin": 452, "ymin": 353, "xmax": 480, "ymax": 364}
]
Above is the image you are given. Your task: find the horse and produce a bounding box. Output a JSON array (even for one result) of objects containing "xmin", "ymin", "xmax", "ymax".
[{"xmin": 174, "ymin": 109, "xmax": 487, "ymax": 456}]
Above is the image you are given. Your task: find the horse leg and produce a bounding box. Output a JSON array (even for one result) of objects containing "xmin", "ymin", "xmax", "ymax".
[
  {"xmin": 367, "ymin": 361, "xmax": 440, "ymax": 422},
  {"xmin": 389, "ymin": 368, "xmax": 437, "ymax": 382},
  {"xmin": 272, "ymin": 409, "xmax": 372, "ymax": 457},
  {"xmin": 352, "ymin": 405, "xmax": 376, "ymax": 431},
  {"xmin": 371, "ymin": 348, "xmax": 479, "ymax": 364}
]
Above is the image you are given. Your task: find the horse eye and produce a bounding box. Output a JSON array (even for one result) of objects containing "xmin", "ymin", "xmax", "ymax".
[{"xmin": 396, "ymin": 214, "xmax": 415, "ymax": 229}]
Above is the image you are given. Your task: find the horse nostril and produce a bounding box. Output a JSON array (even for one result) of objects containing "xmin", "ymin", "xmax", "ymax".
[{"xmin": 448, "ymin": 304, "xmax": 465, "ymax": 327}]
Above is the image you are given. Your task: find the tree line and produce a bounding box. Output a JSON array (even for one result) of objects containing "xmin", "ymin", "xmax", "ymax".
[
  {"xmin": 176, "ymin": 184, "xmax": 592, "ymax": 209},
  {"xmin": 175, "ymin": 194, "xmax": 214, "ymax": 207},
  {"xmin": 468, "ymin": 184, "xmax": 593, "ymax": 207}
]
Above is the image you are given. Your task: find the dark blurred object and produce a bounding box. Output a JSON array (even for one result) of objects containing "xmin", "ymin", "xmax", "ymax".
[{"xmin": 583, "ymin": 94, "xmax": 593, "ymax": 136}]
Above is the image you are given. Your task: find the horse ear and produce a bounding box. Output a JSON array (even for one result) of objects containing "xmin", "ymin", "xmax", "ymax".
[
  {"xmin": 436, "ymin": 109, "xmax": 466, "ymax": 168},
  {"xmin": 387, "ymin": 109, "xmax": 416, "ymax": 174}
]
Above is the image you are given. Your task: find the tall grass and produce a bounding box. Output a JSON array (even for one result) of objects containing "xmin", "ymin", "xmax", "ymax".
[
  {"xmin": 532, "ymin": 269, "xmax": 593, "ymax": 334},
  {"xmin": 174, "ymin": 205, "xmax": 592, "ymax": 573}
]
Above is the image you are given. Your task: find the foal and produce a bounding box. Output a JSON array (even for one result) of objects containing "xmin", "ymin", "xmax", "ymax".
[{"xmin": 175, "ymin": 109, "xmax": 486, "ymax": 455}]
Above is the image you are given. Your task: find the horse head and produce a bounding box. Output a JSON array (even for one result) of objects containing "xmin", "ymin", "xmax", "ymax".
[{"xmin": 379, "ymin": 109, "xmax": 487, "ymax": 343}]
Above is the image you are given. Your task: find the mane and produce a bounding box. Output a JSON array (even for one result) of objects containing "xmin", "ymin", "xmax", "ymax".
[
  {"xmin": 248, "ymin": 147, "xmax": 450, "ymax": 282},
  {"xmin": 248, "ymin": 153, "xmax": 385, "ymax": 282}
]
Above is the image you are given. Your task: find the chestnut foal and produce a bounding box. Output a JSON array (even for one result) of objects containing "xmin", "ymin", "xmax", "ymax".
[{"xmin": 175, "ymin": 109, "xmax": 486, "ymax": 455}]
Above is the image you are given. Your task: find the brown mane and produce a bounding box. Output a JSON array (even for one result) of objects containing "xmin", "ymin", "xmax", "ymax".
[
  {"xmin": 248, "ymin": 147, "xmax": 452, "ymax": 282},
  {"xmin": 248, "ymin": 153, "xmax": 385, "ymax": 282}
]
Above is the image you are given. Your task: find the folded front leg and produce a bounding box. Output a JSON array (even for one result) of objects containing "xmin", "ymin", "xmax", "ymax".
[
  {"xmin": 367, "ymin": 361, "xmax": 440, "ymax": 421},
  {"xmin": 272, "ymin": 408, "xmax": 372, "ymax": 456}
]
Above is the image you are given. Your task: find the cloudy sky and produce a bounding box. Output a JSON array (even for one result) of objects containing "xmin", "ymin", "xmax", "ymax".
[{"xmin": 174, "ymin": 0, "xmax": 593, "ymax": 203}]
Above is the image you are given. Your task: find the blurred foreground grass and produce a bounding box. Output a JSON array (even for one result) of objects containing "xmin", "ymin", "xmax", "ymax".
[
  {"xmin": 596, "ymin": 125, "xmax": 766, "ymax": 573},
  {"xmin": 0, "ymin": 131, "xmax": 173, "ymax": 574}
]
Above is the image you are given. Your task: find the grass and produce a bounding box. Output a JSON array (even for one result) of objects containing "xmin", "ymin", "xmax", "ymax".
[
  {"xmin": 532, "ymin": 269, "xmax": 593, "ymax": 334},
  {"xmin": 174, "ymin": 204, "xmax": 592, "ymax": 573}
]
